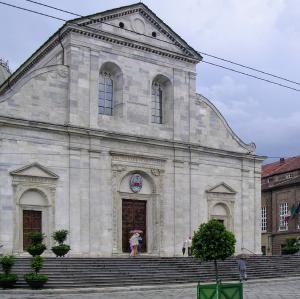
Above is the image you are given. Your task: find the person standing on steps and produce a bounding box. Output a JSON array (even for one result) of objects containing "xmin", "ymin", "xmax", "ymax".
[
  {"xmin": 187, "ymin": 236, "xmax": 192, "ymax": 256},
  {"xmin": 237, "ymin": 254, "xmax": 248, "ymax": 281},
  {"xmin": 129, "ymin": 233, "xmax": 140, "ymax": 257},
  {"xmin": 182, "ymin": 237, "xmax": 192, "ymax": 256},
  {"xmin": 182, "ymin": 239, "xmax": 187, "ymax": 256}
]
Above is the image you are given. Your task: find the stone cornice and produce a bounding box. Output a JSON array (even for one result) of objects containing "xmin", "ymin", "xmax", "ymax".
[
  {"xmin": 0, "ymin": 28, "xmax": 71, "ymax": 96},
  {"xmin": 75, "ymin": 3, "xmax": 201, "ymax": 60},
  {"xmin": 0, "ymin": 21, "xmax": 198, "ymax": 96},
  {"xmin": 0, "ymin": 115, "xmax": 265, "ymax": 162},
  {"xmin": 69, "ymin": 24, "xmax": 199, "ymax": 63}
]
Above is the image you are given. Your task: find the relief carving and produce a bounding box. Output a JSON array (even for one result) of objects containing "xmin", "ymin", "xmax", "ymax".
[{"xmin": 151, "ymin": 168, "xmax": 164, "ymax": 176}]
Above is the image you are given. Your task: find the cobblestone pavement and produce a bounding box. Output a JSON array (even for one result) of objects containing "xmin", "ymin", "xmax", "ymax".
[{"xmin": 2, "ymin": 278, "xmax": 300, "ymax": 299}]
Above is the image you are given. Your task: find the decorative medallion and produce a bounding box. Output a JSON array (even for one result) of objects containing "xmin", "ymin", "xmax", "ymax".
[{"xmin": 130, "ymin": 174, "xmax": 143, "ymax": 193}]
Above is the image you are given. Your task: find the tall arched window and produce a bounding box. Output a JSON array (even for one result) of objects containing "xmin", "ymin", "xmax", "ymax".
[
  {"xmin": 151, "ymin": 81, "xmax": 162, "ymax": 124},
  {"xmin": 98, "ymin": 72, "xmax": 113, "ymax": 115}
]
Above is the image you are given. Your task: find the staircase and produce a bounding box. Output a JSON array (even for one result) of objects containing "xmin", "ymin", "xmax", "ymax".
[{"xmin": 9, "ymin": 255, "xmax": 300, "ymax": 288}]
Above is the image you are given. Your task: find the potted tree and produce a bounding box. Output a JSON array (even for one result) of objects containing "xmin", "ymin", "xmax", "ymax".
[
  {"xmin": 0, "ymin": 255, "xmax": 18, "ymax": 289},
  {"xmin": 51, "ymin": 230, "xmax": 70, "ymax": 257},
  {"xmin": 192, "ymin": 219, "xmax": 242, "ymax": 299},
  {"xmin": 24, "ymin": 256, "xmax": 48, "ymax": 289},
  {"xmin": 24, "ymin": 232, "xmax": 48, "ymax": 289},
  {"xmin": 26, "ymin": 232, "xmax": 46, "ymax": 256}
]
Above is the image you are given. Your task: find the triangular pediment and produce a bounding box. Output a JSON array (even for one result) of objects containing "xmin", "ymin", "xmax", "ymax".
[
  {"xmin": 71, "ymin": 3, "xmax": 201, "ymax": 61},
  {"xmin": 206, "ymin": 182, "xmax": 236, "ymax": 194},
  {"xmin": 10, "ymin": 163, "xmax": 58, "ymax": 179}
]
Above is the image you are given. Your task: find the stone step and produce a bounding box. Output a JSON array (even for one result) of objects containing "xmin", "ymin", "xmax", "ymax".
[{"xmin": 4, "ymin": 256, "xmax": 300, "ymax": 289}]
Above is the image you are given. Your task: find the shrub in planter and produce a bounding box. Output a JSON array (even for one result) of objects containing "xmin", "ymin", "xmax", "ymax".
[
  {"xmin": 27, "ymin": 244, "xmax": 47, "ymax": 257},
  {"xmin": 192, "ymin": 219, "xmax": 236, "ymax": 282},
  {"xmin": 52, "ymin": 230, "xmax": 68, "ymax": 244},
  {"xmin": 52, "ymin": 244, "xmax": 71, "ymax": 257},
  {"xmin": 26, "ymin": 232, "xmax": 46, "ymax": 256},
  {"xmin": 24, "ymin": 256, "xmax": 48, "ymax": 289},
  {"xmin": 192, "ymin": 219, "xmax": 239, "ymax": 299},
  {"xmin": 51, "ymin": 230, "xmax": 70, "ymax": 257},
  {"xmin": 28, "ymin": 232, "xmax": 44, "ymax": 244},
  {"xmin": 0, "ymin": 255, "xmax": 18, "ymax": 289}
]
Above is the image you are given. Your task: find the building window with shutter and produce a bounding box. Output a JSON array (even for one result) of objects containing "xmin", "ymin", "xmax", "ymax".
[
  {"xmin": 98, "ymin": 72, "xmax": 113, "ymax": 116},
  {"xmin": 261, "ymin": 206, "xmax": 267, "ymax": 232},
  {"xmin": 279, "ymin": 202, "xmax": 288, "ymax": 231}
]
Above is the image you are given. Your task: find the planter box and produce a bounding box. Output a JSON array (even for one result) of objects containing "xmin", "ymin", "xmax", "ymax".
[
  {"xmin": 0, "ymin": 279, "xmax": 17, "ymax": 289},
  {"xmin": 25, "ymin": 279, "xmax": 47, "ymax": 289},
  {"xmin": 197, "ymin": 282, "xmax": 243, "ymax": 299}
]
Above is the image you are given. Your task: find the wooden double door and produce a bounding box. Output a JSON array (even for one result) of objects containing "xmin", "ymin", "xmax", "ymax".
[
  {"xmin": 122, "ymin": 199, "xmax": 146, "ymax": 253},
  {"xmin": 23, "ymin": 210, "xmax": 42, "ymax": 250}
]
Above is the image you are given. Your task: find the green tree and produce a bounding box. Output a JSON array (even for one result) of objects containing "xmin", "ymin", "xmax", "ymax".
[
  {"xmin": 192, "ymin": 219, "xmax": 236, "ymax": 283},
  {"xmin": 282, "ymin": 237, "xmax": 300, "ymax": 255}
]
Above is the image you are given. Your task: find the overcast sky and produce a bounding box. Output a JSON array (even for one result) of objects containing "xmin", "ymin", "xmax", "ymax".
[{"xmin": 1, "ymin": 0, "xmax": 299, "ymax": 162}]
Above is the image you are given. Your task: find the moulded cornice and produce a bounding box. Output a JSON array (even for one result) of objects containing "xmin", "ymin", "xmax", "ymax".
[
  {"xmin": 206, "ymin": 182, "xmax": 237, "ymax": 194},
  {"xmin": 0, "ymin": 115, "xmax": 265, "ymax": 162},
  {"xmin": 0, "ymin": 3, "xmax": 201, "ymax": 96},
  {"xmin": 10, "ymin": 162, "xmax": 59, "ymax": 179}
]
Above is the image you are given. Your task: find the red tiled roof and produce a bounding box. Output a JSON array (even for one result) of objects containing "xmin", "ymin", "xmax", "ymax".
[{"xmin": 262, "ymin": 156, "xmax": 300, "ymax": 178}]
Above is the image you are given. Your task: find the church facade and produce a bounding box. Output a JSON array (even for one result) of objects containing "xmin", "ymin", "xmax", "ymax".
[{"xmin": 0, "ymin": 3, "xmax": 263, "ymax": 256}]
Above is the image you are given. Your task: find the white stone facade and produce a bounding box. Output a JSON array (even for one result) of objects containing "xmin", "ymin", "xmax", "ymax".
[{"xmin": 0, "ymin": 3, "xmax": 263, "ymax": 256}]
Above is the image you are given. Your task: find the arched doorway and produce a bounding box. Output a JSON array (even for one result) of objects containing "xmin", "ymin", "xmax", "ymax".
[
  {"xmin": 112, "ymin": 168, "xmax": 161, "ymax": 255},
  {"xmin": 19, "ymin": 190, "xmax": 47, "ymax": 249},
  {"xmin": 211, "ymin": 203, "xmax": 230, "ymax": 229}
]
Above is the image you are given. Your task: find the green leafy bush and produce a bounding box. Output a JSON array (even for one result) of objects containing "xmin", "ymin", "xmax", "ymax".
[
  {"xmin": 31, "ymin": 256, "xmax": 44, "ymax": 274},
  {"xmin": 28, "ymin": 232, "xmax": 45, "ymax": 244},
  {"xmin": 192, "ymin": 219, "xmax": 236, "ymax": 282},
  {"xmin": 24, "ymin": 256, "xmax": 48, "ymax": 288},
  {"xmin": 26, "ymin": 232, "xmax": 46, "ymax": 256},
  {"xmin": 51, "ymin": 229, "xmax": 70, "ymax": 257},
  {"xmin": 24, "ymin": 232, "xmax": 48, "ymax": 288},
  {"xmin": 51, "ymin": 244, "xmax": 71, "ymax": 257},
  {"xmin": 52, "ymin": 230, "xmax": 69, "ymax": 244},
  {"xmin": 0, "ymin": 255, "xmax": 16, "ymax": 275},
  {"xmin": 24, "ymin": 273, "xmax": 48, "ymax": 282},
  {"xmin": 0, "ymin": 274, "xmax": 18, "ymax": 281},
  {"xmin": 27, "ymin": 244, "xmax": 46, "ymax": 256},
  {"xmin": 0, "ymin": 255, "xmax": 18, "ymax": 288},
  {"xmin": 282, "ymin": 237, "xmax": 300, "ymax": 255}
]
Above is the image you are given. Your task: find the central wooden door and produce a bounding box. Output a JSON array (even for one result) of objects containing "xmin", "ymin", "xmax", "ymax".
[
  {"xmin": 122, "ymin": 199, "xmax": 146, "ymax": 253},
  {"xmin": 23, "ymin": 210, "xmax": 42, "ymax": 250}
]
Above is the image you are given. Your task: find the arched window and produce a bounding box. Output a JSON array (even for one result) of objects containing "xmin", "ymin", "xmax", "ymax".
[
  {"xmin": 151, "ymin": 81, "xmax": 163, "ymax": 124},
  {"xmin": 98, "ymin": 72, "xmax": 113, "ymax": 115}
]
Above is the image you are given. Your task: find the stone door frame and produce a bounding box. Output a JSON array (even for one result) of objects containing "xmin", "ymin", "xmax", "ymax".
[
  {"xmin": 10, "ymin": 163, "xmax": 58, "ymax": 254},
  {"xmin": 111, "ymin": 152, "xmax": 165, "ymax": 256}
]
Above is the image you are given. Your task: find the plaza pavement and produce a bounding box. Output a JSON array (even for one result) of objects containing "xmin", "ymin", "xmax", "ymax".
[{"xmin": 1, "ymin": 277, "xmax": 300, "ymax": 299}]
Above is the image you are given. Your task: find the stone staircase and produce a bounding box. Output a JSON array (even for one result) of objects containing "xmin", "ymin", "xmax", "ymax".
[{"xmin": 8, "ymin": 255, "xmax": 300, "ymax": 288}]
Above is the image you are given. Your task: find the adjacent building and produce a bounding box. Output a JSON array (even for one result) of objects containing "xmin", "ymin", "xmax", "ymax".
[
  {"xmin": 0, "ymin": 3, "xmax": 263, "ymax": 257},
  {"xmin": 261, "ymin": 156, "xmax": 300, "ymax": 255}
]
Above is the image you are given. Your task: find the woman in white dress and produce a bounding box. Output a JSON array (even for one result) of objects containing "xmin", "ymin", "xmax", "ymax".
[{"xmin": 129, "ymin": 233, "xmax": 140, "ymax": 257}]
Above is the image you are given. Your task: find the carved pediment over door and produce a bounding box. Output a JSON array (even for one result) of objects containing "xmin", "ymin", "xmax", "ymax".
[{"xmin": 10, "ymin": 163, "xmax": 59, "ymax": 180}]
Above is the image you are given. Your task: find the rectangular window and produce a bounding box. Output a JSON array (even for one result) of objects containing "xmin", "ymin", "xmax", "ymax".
[
  {"xmin": 98, "ymin": 73, "xmax": 113, "ymax": 116},
  {"xmin": 261, "ymin": 206, "xmax": 267, "ymax": 232},
  {"xmin": 279, "ymin": 202, "xmax": 288, "ymax": 231},
  {"xmin": 151, "ymin": 82, "xmax": 162, "ymax": 124}
]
